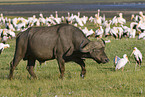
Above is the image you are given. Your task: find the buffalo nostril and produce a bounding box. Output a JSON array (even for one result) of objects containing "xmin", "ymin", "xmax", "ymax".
[{"xmin": 105, "ymin": 58, "xmax": 109, "ymax": 62}]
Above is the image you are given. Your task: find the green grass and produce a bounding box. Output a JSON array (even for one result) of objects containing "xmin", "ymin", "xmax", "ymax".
[
  {"xmin": 1, "ymin": 20, "xmax": 145, "ymax": 96},
  {"xmin": 1, "ymin": 35, "xmax": 145, "ymax": 97}
]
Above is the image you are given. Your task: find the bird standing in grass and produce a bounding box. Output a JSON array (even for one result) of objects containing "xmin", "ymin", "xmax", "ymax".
[
  {"xmin": 114, "ymin": 56, "xmax": 120, "ymax": 67},
  {"xmin": 0, "ymin": 43, "xmax": 10, "ymax": 54},
  {"xmin": 115, "ymin": 54, "xmax": 129, "ymax": 71},
  {"xmin": 131, "ymin": 47, "xmax": 142, "ymax": 69}
]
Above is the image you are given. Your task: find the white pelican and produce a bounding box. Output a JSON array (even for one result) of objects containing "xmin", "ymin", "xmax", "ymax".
[
  {"xmin": 115, "ymin": 54, "xmax": 129, "ymax": 71},
  {"xmin": 7, "ymin": 30, "xmax": 16, "ymax": 38},
  {"xmin": 73, "ymin": 15, "xmax": 84, "ymax": 26},
  {"xmin": 65, "ymin": 12, "xmax": 72, "ymax": 24},
  {"xmin": 131, "ymin": 14, "xmax": 141, "ymax": 22},
  {"xmin": 131, "ymin": 47, "xmax": 142, "ymax": 68},
  {"xmin": 86, "ymin": 29, "xmax": 95, "ymax": 37},
  {"xmin": 94, "ymin": 9, "xmax": 102, "ymax": 26},
  {"xmin": 111, "ymin": 16, "xmax": 118, "ymax": 26},
  {"xmin": 5, "ymin": 18, "xmax": 15, "ymax": 31},
  {"xmin": 130, "ymin": 22, "xmax": 138, "ymax": 30},
  {"xmin": 1, "ymin": 29, "xmax": 9, "ymax": 43},
  {"xmin": 110, "ymin": 27, "xmax": 118, "ymax": 39},
  {"xmin": 136, "ymin": 21, "xmax": 145, "ymax": 33},
  {"xmin": 1, "ymin": 36, "xmax": 8, "ymax": 44},
  {"xmin": 129, "ymin": 29, "xmax": 136, "ymax": 38},
  {"xmin": 81, "ymin": 16, "xmax": 88, "ymax": 25},
  {"xmin": 53, "ymin": 11, "xmax": 62, "ymax": 24},
  {"xmin": 11, "ymin": 17, "xmax": 18, "ymax": 28},
  {"xmin": 82, "ymin": 27, "xmax": 89, "ymax": 36},
  {"xmin": 0, "ymin": 43, "xmax": 10, "ymax": 54},
  {"xmin": 89, "ymin": 16, "xmax": 94, "ymax": 22},
  {"xmin": 15, "ymin": 22, "xmax": 26, "ymax": 31},
  {"xmin": 117, "ymin": 13, "xmax": 126, "ymax": 25},
  {"xmin": 104, "ymin": 22, "xmax": 111, "ymax": 37},
  {"xmin": 117, "ymin": 27, "xmax": 124, "ymax": 39},
  {"xmin": 138, "ymin": 31, "xmax": 145, "ymax": 39},
  {"xmin": 105, "ymin": 40, "xmax": 111, "ymax": 43},
  {"xmin": 139, "ymin": 11, "xmax": 145, "ymax": 22},
  {"xmin": 82, "ymin": 27, "xmax": 94, "ymax": 37},
  {"xmin": 95, "ymin": 26, "xmax": 104, "ymax": 38}
]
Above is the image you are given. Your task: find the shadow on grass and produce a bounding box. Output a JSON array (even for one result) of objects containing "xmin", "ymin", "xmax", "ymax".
[
  {"xmin": 0, "ymin": 74, "xmax": 9, "ymax": 80},
  {"xmin": 101, "ymin": 67, "xmax": 115, "ymax": 71},
  {"xmin": 133, "ymin": 92, "xmax": 144, "ymax": 96}
]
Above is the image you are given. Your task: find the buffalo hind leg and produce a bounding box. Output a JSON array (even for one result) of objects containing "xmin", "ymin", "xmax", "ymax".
[
  {"xmin": 9, "ymin": 57, "xmax": 23, "ymax": 80},
  {"xmin": 26, "ymin": 59, "xmax": 37, "ymax": 79},
  {"xmin": 75, "ymin": 59, "xmax": 86, "ymax": 78},
  {"xmin": 57, "ymin": 57, "xmax": 65, "ymax": 79}
]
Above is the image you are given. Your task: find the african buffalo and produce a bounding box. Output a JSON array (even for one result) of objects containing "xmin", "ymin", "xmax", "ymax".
[{"xmin": 9, "ymin": 23, "xmax": 109, "ymax": 79}]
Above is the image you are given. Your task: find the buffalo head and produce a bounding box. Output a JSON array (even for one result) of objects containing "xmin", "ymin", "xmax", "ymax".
[{"xmin": 80, "ymin": 39, "xmax": 109, "ymax": 64}]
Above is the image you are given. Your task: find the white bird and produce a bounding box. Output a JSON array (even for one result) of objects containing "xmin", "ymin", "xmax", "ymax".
[
  {"xmin": 65, "ymin": 12, "xmax": 72, "ymax": 24},
  {"xmin": 81, "ymin": 15, "xmax": 88, "ymax": 25},
  {"xmin": 115, "ymin": 54, "xmax": 129, "ymax": 71},
  {"xmin": 7, "ymin": 30, "xmax": 16, "ymax": 38},
  {"xmin": 138, "ymin": 31, "xmax": 145, "ymax": 39},
  {"xmin": 139, "ymin": 11, "xmax": 145, "ymax": 23},
  {"xmin": 136, "ymin": 21, "xmax": 145, "ymax": 33},
  {"xmin": 89, "ymin": 16, "xmax": 94, "ymax": 22},
  {"xmin": 129, "ymin": 29, "xmax": 136, "ymax": 38},
  {"xmin": 1, "ymin": 29, "xmax": 9, "ymax": 43},
  {"xmin": 0, "ymin": 43, "xmax": 10, "ymax": 54},
  {"xmin": 73, "ymin": 15, "xmax": 84, "ymax": 26},
  {"xmin": 95, "ymin": 26, "xmax": 104, "ymax": 38},
  {"xmin": 131, "ymin": 14, "xmax": 141, "ymax": 22},
  {"xmin": 82, "ymin": 27, "xmax": 89, "ymax": 36},
  {"xmin": 130, "ymin": 22, "xmax": 138, "ymax": 30},
  {"xmin": 105, "ymin": 40, "xmax": 111, "ymax": 43},
  {"xmin": 111, "ymin": 16, "xmax": 118, "ymax": 26},
  {"xmin": 117, "ymin": 27, "xmax": 124, "ymax": 39},
  {"xmin": 5, "ymin": 18, "xmax": 15, "ymax": 31},
  {"xmin": 131, "ymin": 47, "xmax": 142, "ymax": 68},
  {"xmin": 86, "ymin": 29, "xmax": 95, "ymax": 37},
  {"xmin": 114, "ymin": 56, "xmax": 120, "ymax": 67},
  {"xmin": 104, "ymin": 20, "xmax": 112, "ymax": 37},
  {"xmin": 82, "ymin": 27, "xmax": 94, "ymax": 37},
  {"xmin": 110, "ymin": 27, "xmax": 118, "ymax": 39},
  {"xmin": 94, "ymin": 9, "xmax": 102, "ymax": 26},
  {"xmin": 117, "ymin": 13, "xmax": 126, "ymax": 25}
]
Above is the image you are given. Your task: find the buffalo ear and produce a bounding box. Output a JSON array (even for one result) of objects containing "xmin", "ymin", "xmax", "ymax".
[
  {"xmin": 101, "ymin": 38, "xmax": 106, "ymax": 45},
  {"xmin": 97, "ymin": 38, "xmax": 105, "ymax": 47},
  {"xmin": 80, "ymin": 39, "xmax": 105, "ymax": 53}
]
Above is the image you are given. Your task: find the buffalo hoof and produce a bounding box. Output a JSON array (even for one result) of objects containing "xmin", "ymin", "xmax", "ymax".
[
  {"xmin": 59, "ymin": 75, "xmax": 64, "ymax": 80},
  {"xmin": 8, "ymin": 76, "xmax": 13, "ymax": 80},
  {"xmin": 27, "ymin": 75, "xmax": 38, "ymax": 80}
]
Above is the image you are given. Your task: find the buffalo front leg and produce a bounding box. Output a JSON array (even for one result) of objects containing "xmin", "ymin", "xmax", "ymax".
[
  {"xmin": 26, "ymin": 59, "xmax": 37, "ymax": 79},
  {"xmin": 75, "ymin": 59, "xmax": 86, "ymax": 78},
  {"xmin": 57, "ymin": 57, "xmax": 65, "ymax": 79}
]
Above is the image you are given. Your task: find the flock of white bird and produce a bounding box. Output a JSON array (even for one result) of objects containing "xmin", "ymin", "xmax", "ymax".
[
  {"xmin": 0, "ymin": 9, "xmax": 145, "ymax": 71},
  {"xmin": 0, "ymin": 9, "xmax": 145, "ymax": 41}
]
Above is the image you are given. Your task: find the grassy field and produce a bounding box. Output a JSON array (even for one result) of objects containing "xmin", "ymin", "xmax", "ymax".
[
  {"xmin": 0, "ymin": 19, "xmax": 145, "ymax": 97},
  {"xmin": 0, "ymin": 0, "xmax": 145, "ymax": 5}
]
